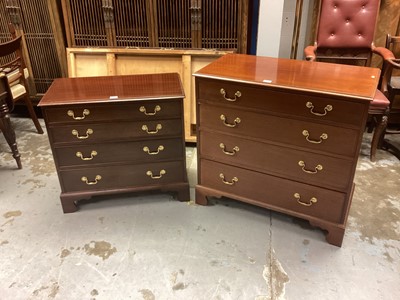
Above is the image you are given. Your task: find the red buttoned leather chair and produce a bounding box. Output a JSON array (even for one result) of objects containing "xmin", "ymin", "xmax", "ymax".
[{"xmin": 304, "ymin": 0, "xmax": 395, "ymax": 161}]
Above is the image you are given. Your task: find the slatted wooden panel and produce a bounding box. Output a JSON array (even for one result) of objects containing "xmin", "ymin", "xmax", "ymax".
[
  {"xmin": 0, "ymin": 1, "xmax": 12, "ymax": 42},
  {"xmin": 62, "ymin": 0, "xmax": 248, "ymax": 52},
  {"xmin": 68, "ymin": 0, "xmax": 107, "ymax": 47},
  {"xmin": 0, "ymin": 0, "xmax": 13, "ymax": 65},
  {"xmin": 0, "ymin": 0, "xmax": 66, "ymax": 96},
  {"xmin": 17, "ymin": 0, "xmax": 63, "ymax": 93},
  {"xmin": 155, "ymin": 0, "xmax": 192, "ymax": 48},
  {"xmin": 114, "ymin": 0, "xmax": 150, "ymax": 47},
  {"xmin": 202, "ymin": 0, "xmax": 239, "ymax": 50}
]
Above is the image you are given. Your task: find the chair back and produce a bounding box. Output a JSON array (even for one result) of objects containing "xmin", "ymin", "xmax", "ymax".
[
  {"xmin": 0, "ymin": 36, "xmax": 25, "ymax": 112},
  {"xmin": 0, "ymin": 32, "xmax": 29, "ymax": 106},
  {"xmin": 313, "ymin": 0, "xmax": 381, "ymax": 66},
  {"xmin": 385, "ymin": 34, "xmax": 400, "ymax": 76},
  {"xmin": 0, "ymin": 23, "xmax": 43, "ymax": 134}
]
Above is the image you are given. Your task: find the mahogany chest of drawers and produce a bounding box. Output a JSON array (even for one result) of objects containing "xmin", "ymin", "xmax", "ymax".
[
  {"xmin": 39, "ymin": 73, "xmax": 189, "ymax": 213},
  {"xmin": 194, "ymin": 54, "xmax": 380, "ymax": 246}
]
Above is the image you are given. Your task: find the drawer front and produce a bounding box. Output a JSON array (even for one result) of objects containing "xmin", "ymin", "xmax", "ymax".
[
  {"xmin": 60, "ymin": 161, "xmax": 185, "ymax": 192},
  {"xmin": 48, "ymin": 119, "xmax": 182, "ymax": 144},
  {"xmin": 197, "ymin": 78, "xmax": 366, "ymax": 126},
  {"xmin": 54, "ymin": 138, "xmax": 184, "ymax": 168},
  {"xmin": 43, "ymin": 100, "xmax": 182, "ymax": 124},
  {"xmin": 199, "ymin": 159, "xmax": 347, "ymax": 224},
  {"xmin": 199, "ymin": 131, "xmax": 353, "ymax": 191},
  {"xmin": 199, "ymin": 104, "xmax": 359, "ymax": 157}
]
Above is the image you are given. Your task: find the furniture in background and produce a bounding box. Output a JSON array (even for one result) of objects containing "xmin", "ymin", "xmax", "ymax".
[
  {"xmin": 0, "ymin": 25, "xmax": 43, "ymax": 134},
  {"xmin": 194, "ymin": 54, "xmax": 380, "ymax": 247},
  {"xmin": 61, "ymin": 0, "xmax": 250, "ymax": 53},
  {"xmin": 39, "ymin": 73, "xmax": 189, "ymax": 213},
  {"xmin": 66, "ymin": 47, "xmax": 231, "ymax": 143},
  {"xmin": 381, "ymin": 34, "xmax": 400, "ymax": 159},
  {"xmin": 304, "ymin": 0, "xmax": 391, "ymax": 161},
  {"xmin": 0, "ymin": 0, "xmax": 67, "ymax": 104},
  {"xmin": 61, "ymin": 0, "xmax": 250, "ymax": 143},
  {"xmin": 0, "ymin": 73, "xmax": 21, "ymax": 168}
]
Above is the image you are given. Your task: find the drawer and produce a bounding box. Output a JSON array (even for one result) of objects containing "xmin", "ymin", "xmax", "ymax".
[
  {"xmin": 53, "ymin": 138, "xmax": 184, "ymax": 168},
  {"xmin": 48, "ymin": 119, "xmax": 183, "ymax": 144},
  {"xmin": 43, "ymin": 100, "xmax": 182, "ymax": 124},
  {"xmin": 199, "ymin": 159, "xmax": 347, "ymax": 224},
  {"xmin": 60, "ymin": 161, "xmax": 186, "ymax": 193},
  {"xmin": 199, "ymin": 131, "xmax": 354, "ymax": 191},
  {"xmin": 199, "ymin": 104, "xmax": 360, "ymax": 157},
  {"xmin": 197, "ymin": 78, "xmax": 367, "ymax": 127}
]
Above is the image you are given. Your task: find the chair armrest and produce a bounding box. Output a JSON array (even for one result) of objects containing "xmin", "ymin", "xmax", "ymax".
[
  {"xmin": 387, "ymin": 58, "xmax": 400, "ymax": 69},
  {"xmin": 304, "ymin": 45, "xmax": 317, "ymax": 61},
  {"xmin": 372, "ymin": 46, "xmax": 395, "ymax": 61}
]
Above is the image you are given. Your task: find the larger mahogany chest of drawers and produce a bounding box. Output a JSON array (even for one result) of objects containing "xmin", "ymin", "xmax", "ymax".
[
  {"xmin": 39, "ymin": 73, "xmax": 189, "ymax": 213},
  {"xmin": 194, "ymin": 54, "xmax": 380, "ymax": 246}
]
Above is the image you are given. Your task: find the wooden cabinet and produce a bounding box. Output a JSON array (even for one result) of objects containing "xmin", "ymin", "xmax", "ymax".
[
  {"xmin": 0, "ymin": 0, "xmax": 67, "ymax": 100},
  {"xmin": 66, "ymin": 47, "xmax": 231, "ymax": 143},
  {"xmin": 39, "ymin": 73, "xmax": 190, "ymax": 213},
  {"xmin": 61, "ymin": 0, "xmax": 250, "ymax": 53},
  {"xmin": 194, "ymin": 54, "xmax": 380, "ymax": 247}
]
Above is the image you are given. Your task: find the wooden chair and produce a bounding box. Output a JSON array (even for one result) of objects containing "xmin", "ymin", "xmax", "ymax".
[
  {"xmin": 380, "ymin": 34, "xmax": 400, "ymax": 159},
  {"xmin": 0, "ymin": 24, "xmax": 43, "ymax": 135},
  {"xmin": 304, "ymin": 0, "xmax": 393, "ymax": 161}
]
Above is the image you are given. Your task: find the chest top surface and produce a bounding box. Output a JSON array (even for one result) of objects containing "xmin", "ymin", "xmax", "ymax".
[
  {"xmin": 194, "ymin": 54, "xmax": 380, "ymax": 101},
  {"xmin": 38, "ymin": 73, "xmax": 184, "ymax": 106}
]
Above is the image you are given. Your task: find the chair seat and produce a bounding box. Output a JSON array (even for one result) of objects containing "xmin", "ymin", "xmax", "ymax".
[{"xmin": 369, "ymin": 89, "xmax": 390, "ymax": 111}]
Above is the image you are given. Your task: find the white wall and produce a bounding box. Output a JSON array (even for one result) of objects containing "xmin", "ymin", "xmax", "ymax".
[
  {"xmin": 256, "ymin": 0, "xmax": 313, "ymax": 59},
  {"xmin": 256, "ymin": 0, "xmax": 285, "ymax": 57}
]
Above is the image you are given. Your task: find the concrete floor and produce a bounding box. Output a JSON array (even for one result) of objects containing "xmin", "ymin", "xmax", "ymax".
[{"xmin": 0, "ymin": 117, "xmax": 399, "ymax": 300}]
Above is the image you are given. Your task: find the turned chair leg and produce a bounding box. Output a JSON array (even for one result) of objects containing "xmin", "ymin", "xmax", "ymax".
[{"xmin": 370, "ymin": 114, "xmax": 388, "ymax": 162}]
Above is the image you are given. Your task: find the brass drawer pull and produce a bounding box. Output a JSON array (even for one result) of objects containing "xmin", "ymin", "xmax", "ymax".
[
  {"xmin": 219, "ymin": 173, "xmax": 238, "ymax": 185},
  {"xmin": 81, "ymin": 175, "xmax": 102, "ymax": 185},
  {"xmin": 220, "ymin": 114, "xmax": 241, "ymax": 127},
  {"xmin": 294, "ymin": 193, "xmax": 317, "ymax": 207},
  {"xmin": 220, "ymin": 88, "xmax": 242, "ymax": 102},
  {"xmin": 306, "ymin": 102, "xmax": 332, "ymax": 116},
  {"xmin": 298, "ymin": 160, "xmax": 323, "ymax": 174},
  {"xmin": 139, "ymin": 105, "xmax": 161, "ymax": 116},
  {"xmin": 142, "ymin": 124, "xmax": 162, "ymax": 134},
  {"xmin": 76, "ymin": 150, "xmax": 97, "ymax": 161},
  {"xmin": 67, "ymin": 109, "xmax": 90, "ymax": 120},
  {"xmin": 72, "ymin": 128, "xmax": 93, "ymax": 139},
  {"xmin": 219, "ymin": 143, "xmax": 239, "ymax": 155},
  {"xmin": 302, "ymin": 130, "xmax": 328, "ymax": 144},
  {"xmin": 143, "ymin": 145, "xmax": 164, "ymax": 155},
  {"xmin": 146, "ymin": 169, "xmax": 166, "ymax": 179}
]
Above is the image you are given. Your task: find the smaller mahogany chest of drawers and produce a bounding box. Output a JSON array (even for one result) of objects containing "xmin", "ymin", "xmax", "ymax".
[
  {"xmin": 39, "ymin": 73, "xmax": 189, "ymax": 213},
  {"xmin": 194, "ymin": 54, "xmax": 380, "ymax": 246}
]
